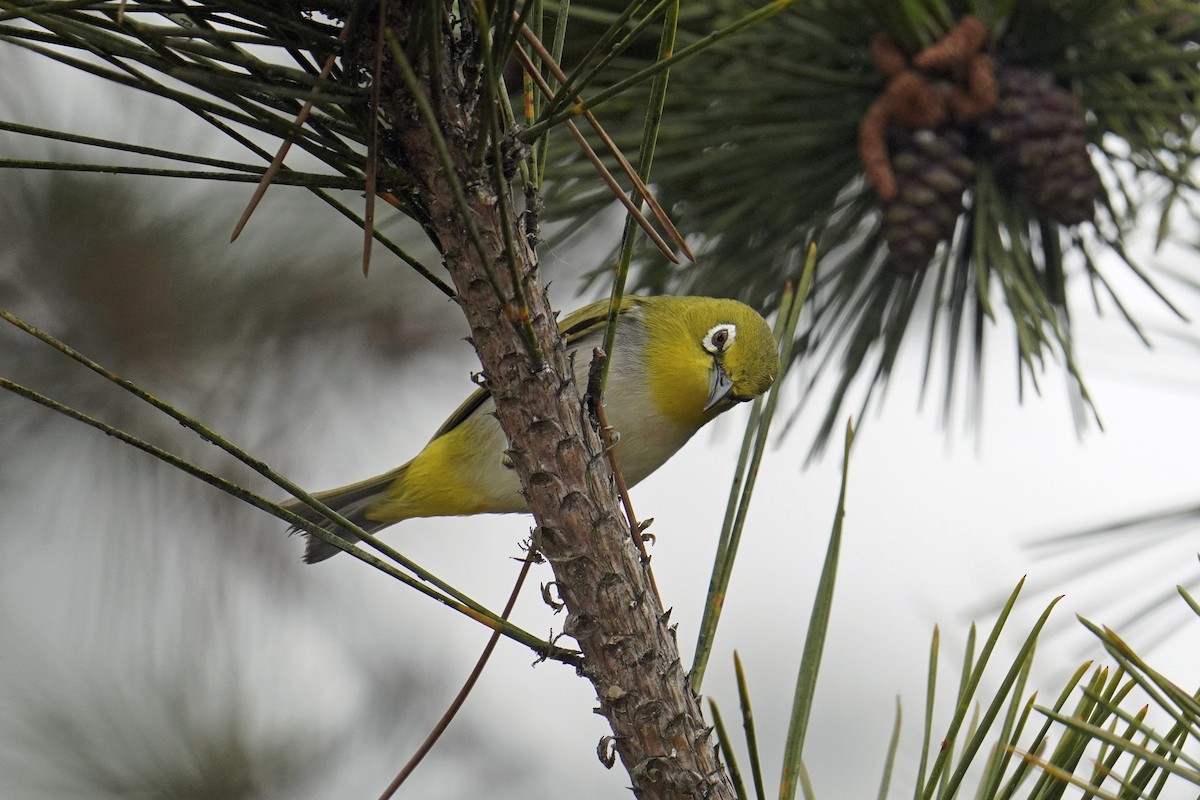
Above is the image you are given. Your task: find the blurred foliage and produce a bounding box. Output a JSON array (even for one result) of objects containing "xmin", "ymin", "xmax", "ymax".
[
  {"xmin": 0, "ymin": 169, "xmax": 447, "ymax": 387},
  {"xmin": 1026, "ymin": 501, "xmax": 1200, "ymax": 648},
  {"xmin": 544, "ymin": 0, "xmax": 1200, "ymax": 451},
  {"xmin": 1010, "ymin": 273, "xmax": 1200, "ymax": 646},
  {"xmin": 0, "ymin": 585, "xmax": 528, "ymax": 800},
  {"xmin": 5, "ymin": 668, "xmax": 327, "ymax": 800},
  {"xmin": 0, "ymin": 164, "xmax": 456, "ymax": 561},
  {"xmin": 0, "ymin": 161, "xmax": 541, "ymax": 800}
]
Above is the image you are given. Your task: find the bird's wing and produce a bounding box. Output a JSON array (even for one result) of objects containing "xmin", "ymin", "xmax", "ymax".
[
  {"xmin": 556, "ymin": 296, "xmax": 642, "ymax": 341},
  {"xmin": 429, "ymin": 384, "xmax": 492, "ymax": 441},
  {"xmin": 429, "ymin": 297, "xmax": 646, "ymax": 441}
]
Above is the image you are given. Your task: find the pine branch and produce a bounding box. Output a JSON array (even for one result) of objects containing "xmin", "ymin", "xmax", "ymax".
[{"xmin": 367, "ymin": 5, "xmax": 734, "ymax": 797}]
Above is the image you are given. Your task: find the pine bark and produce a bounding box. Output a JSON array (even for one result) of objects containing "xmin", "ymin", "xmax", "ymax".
[{"xmin": 369, "ymin": 6, "xmax": 735, "ymax": 798}]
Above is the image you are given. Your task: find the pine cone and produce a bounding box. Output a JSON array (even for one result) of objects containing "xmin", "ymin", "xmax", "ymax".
[
  {"xmin": 984, "ymin": 66, "xmax": 1101, "ymax": 225},
  {"xmin": 882, "ymin": 127, "xmax": 975, "ymax": 273}
]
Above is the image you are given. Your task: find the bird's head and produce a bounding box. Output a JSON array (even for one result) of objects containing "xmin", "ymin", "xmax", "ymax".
[{"xmin": 641, "ymin": 297, "xmax": 779, "ymax": 427}]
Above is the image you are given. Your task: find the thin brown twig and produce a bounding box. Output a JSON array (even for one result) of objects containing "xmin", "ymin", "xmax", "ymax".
[
  {"xmin": 512, "ymin": 43, "xmax": 679, "ymax": 264},
  {"xmin": 230, "ymin": 24, "xmax": 348, "ymax": 242},
  {"xmin": 586, "ymin": 347, "xmax": 660, "ymax": 603},
  {"xmin": 517, "ymin": 20, "xmax": 694, "ymax": 262},
  {"xmin": 377, "ymin": 548, "xmax": 539, "ymax": 800}
]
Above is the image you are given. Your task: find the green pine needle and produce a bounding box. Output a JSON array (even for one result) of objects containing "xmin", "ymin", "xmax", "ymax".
[
  {"xmin": 692, "ymin": 246, "xmax": 817, "ymax": 690},
  {"xmin": 0, "ymin": 306, "xmax": 574, "ymax": 665},
  {"xmin": 734, "ymin": 651, "xmax": 769, "ymax": 800},
  {"xmin": 877, "ymin": 698, "xmax": 903, "ymax": 800},
  {"xmin": 778, "ymin": 418, "xmax": 854, "ymax": 800}
]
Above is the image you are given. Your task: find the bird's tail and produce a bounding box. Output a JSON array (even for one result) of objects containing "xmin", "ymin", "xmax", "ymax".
[{"xmin": 281, "ymin": 465, "xmax": 407, "ymax": 563}]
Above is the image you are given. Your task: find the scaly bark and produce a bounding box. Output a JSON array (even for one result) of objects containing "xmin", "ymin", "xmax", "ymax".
[{"xmin": 366, "ymin": 5, "xmax": 735, "ymax": 798}]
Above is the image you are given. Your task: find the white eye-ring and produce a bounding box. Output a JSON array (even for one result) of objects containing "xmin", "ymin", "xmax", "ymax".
[{"xmin": 702, "ymin": 323, "xmax": 737, "ymax": 354}]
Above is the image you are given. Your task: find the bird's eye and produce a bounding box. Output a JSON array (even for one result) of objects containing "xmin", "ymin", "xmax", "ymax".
[{"xmin": 702, "ymin": 323, "xmax": 737, "ymax": 354}]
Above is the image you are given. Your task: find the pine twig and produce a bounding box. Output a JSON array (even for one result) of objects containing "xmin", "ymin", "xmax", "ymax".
[
  {"xmin": 517, "ymin": 17, "xmax": 691, "ymax": 260},
  {"xmin": 377, "ymin": 547, "xmax": 539, "ymax": 799},
  {"xmin": 511, "ymin": 41, "xmax": 679, "ymax": 264},
  {"xmin": 229, "ymin": 20, "xmax": 349, "ymax": 242}
]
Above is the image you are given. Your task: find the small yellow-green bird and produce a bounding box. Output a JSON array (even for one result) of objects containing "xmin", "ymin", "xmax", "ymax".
[{"xmin": 286, "ymin": 295, "xmax": 778, "ymax": 562}]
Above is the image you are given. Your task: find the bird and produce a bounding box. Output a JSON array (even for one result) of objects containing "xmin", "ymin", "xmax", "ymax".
[{"xmin": 285, "ymin": 295, "xmax": 779, "ymax": 563}]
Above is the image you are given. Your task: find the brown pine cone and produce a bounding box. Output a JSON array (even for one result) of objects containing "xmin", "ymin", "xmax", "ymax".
[
  {"xmin": 882, "ymin": 127, "xmax": 976, "ymax": 273},
  {"xmin": 984, "ymin": 66, "xmax": 1101, "ymax": 225}
]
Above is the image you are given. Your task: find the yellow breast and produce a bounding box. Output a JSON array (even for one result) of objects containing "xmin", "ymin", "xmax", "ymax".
[{"xmin": 583, "ymin": 304, "xmax": 715, "ymax": 486}]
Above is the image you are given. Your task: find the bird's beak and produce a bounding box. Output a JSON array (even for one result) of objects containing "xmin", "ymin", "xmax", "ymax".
[{"xmin": 703, "ymin": 363, "xmax": 735, "ymax": 413}]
